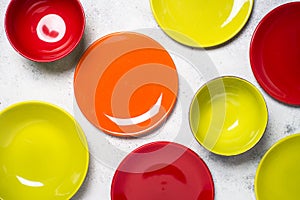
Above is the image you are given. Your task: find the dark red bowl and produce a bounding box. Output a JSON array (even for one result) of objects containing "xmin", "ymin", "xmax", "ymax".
[{"xmin": 5, "ymin": 0, "xmax": 85, "ymax": 62}]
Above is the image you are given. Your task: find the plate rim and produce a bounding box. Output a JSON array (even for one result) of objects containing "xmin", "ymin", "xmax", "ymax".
[
  {"xmin": 250, "ymin": 2, "xmax": 300, "ymax": 105},
  {"xmin": 0, "ymin": 101, "xmax": 90, "ymax": 199},
  {"xmin": 255, "ymin": 133, "xmax": 300, "ymax": 199},
  {"xmin": 149, "ymin": 0, "xmax": 254, "ymax": 47},
  {"xmin": 73, "ymin": 31, "xmax": 179, "ymax": 137},
  {"xmin": 110, "ymin": 141, "xmax": 215, "ymax": 200}
]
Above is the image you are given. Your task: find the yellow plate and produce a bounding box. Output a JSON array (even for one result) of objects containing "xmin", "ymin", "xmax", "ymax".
[
  {"xmin": 0, "ymin": 101, "xmax": 89, "ymax": 199},
  {"xmin": 255, "ymin": 134, "xmax": 300, "ymax": 200},
  {"xmin": 150, "ymin": 0, "xmax": 254, "ymax": 47},
  {"xmin": 189, "ymin": 76, "xmax": 268, "ymax": 156}
]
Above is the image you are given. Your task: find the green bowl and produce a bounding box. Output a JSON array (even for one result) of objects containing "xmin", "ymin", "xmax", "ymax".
[{"xmin": 189, "ymin": 76, "xmax": 268, "ymax": 156}]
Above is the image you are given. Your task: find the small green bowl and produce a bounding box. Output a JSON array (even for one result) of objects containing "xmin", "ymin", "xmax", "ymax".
[{"xmin": 189, "ymin": 76, "xmax": 268, "ymax": 156}]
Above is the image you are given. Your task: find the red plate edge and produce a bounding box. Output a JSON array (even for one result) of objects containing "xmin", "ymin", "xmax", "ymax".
[
  {"xmin": 250, "ymin": 2, "xmax": 300, "ymax": 105},
  {"xmin": 111, "ymin": 141, "xmax": 215, "ymax": 200}
]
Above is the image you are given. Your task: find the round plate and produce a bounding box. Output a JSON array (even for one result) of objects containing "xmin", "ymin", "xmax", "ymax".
[
  {"xmin": 255, "ymin": 134, "xmax": 300, "ymax": 200},
  {"xmin": 5, "ymin": 0, "xmax": 85, "ymax": 62},
  {"xmin": 189, "ymin": 76, "xmax": 268, "ymax": 156},
  {"xmin": 0, "ymin": 101, "xmax": 89, "ymax": 200},
  {"xmin": 250, "ymin": 2, "xmax": 300, "ymax": 105},
  {"xmin": 74, "ymin": 32, "xmax": 178, "ymax": 136},
  {"xmin": 111, "ymin": 142, "xmax": 214, "ymax": 200},
  {"xmin": 150, "ymin": 0, "xmax": 253, "ymax": 47}
]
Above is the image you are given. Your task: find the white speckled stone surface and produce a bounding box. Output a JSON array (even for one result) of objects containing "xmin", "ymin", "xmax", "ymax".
[{"xmin": 1, "ymin": 0, "xmax": 300, "ymax": 199}]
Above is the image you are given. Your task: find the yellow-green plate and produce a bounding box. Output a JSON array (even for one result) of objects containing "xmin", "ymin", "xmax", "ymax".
[
  {"xmin": 255, "ymin": 134, "xmax": 300, "ymax": 200},
  {"xmin": 150, "ymin": 0, "xmax": 254, "ymax": 47},
  {"xmin": 0, "ymin": 101, "xmax": 89, "ymax": 199},
  {"xmin": 189, "ymin": 76, "xmax": 268, "ymax": 156}
]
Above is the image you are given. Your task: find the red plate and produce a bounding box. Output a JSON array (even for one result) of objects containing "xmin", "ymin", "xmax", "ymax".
[
  {"xmin": 250, "ymin": 2, "xmax": 300, "ymax": 105},
  {"xmin": 111, "ymin": 142, "xmax": 214, "ymax": 200}
]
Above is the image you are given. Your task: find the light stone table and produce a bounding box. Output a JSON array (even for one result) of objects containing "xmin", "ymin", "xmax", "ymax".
[{"xmin": 0, "ymin": 0, "xmax": 299, "ymax": 199}]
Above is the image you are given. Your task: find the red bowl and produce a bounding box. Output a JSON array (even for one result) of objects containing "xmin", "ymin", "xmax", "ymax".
[{"xmin": 5, "ymin": 0, "xmax": 85, "ymax": 62}]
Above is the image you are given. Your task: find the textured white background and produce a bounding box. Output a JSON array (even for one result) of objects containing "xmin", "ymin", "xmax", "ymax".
[{"xmin": 0, "ymin": 0, "xmax": 300, "ymax": 199}]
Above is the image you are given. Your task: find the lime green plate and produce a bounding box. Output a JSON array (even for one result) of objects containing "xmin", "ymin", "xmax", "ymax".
[
  {"xmin": 255, "ymin": 134, "xmax": 300, "ymax": 200},
  {"xmin": 0, "ymin": 101, "xmax": 89, "ymax": 199},
  {"xmin": 150, "ymin": 0, "xmax": 253, "ymax": 47},
  {"xmin": 189, "ymin": 76, "xmax": 268, "ymax": 156}
]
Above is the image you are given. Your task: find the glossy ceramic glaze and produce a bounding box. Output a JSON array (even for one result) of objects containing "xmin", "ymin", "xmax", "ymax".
[
  {"xmin": 74, "ymin": 32, "xmax": 178, "ymax": 136},
  {"xmin": 111, "ymin": 142, "xmax": 214, "ymax": 200},
  {"xmin": 150, "ymin": 0, "xmax": 253, "ymax": 47},
  {"xmin": 255, "ymin": 134, "xmax": 300, "ymax": 200},
  {"xmin": 5, "ymin": 0, "xmax": 85, "ymax": 62},
  {"xmin": 0, "ymin": 102, "xmax": 89, "ymax": 199},
  {"xmin": 189, "ymin": 77, "xmax": 268, "ymax": 156},
  {"xmin": 250, "ymin": 2, "xmax": 300, "ymax": 105}
]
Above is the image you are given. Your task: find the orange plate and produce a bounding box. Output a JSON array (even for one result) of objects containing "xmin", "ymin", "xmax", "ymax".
[{"xmin": 74, "ymin": 32, "xmax": 178, "ymax": 136}]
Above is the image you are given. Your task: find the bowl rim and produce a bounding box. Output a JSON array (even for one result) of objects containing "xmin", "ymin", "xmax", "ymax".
[
  {"xmin": 4, "ymin": 0, "xmax": 85, "ymax": 62},
  {"xmin": 188, "ymin": 76, "xmax": 268, "ymax": 156}
]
